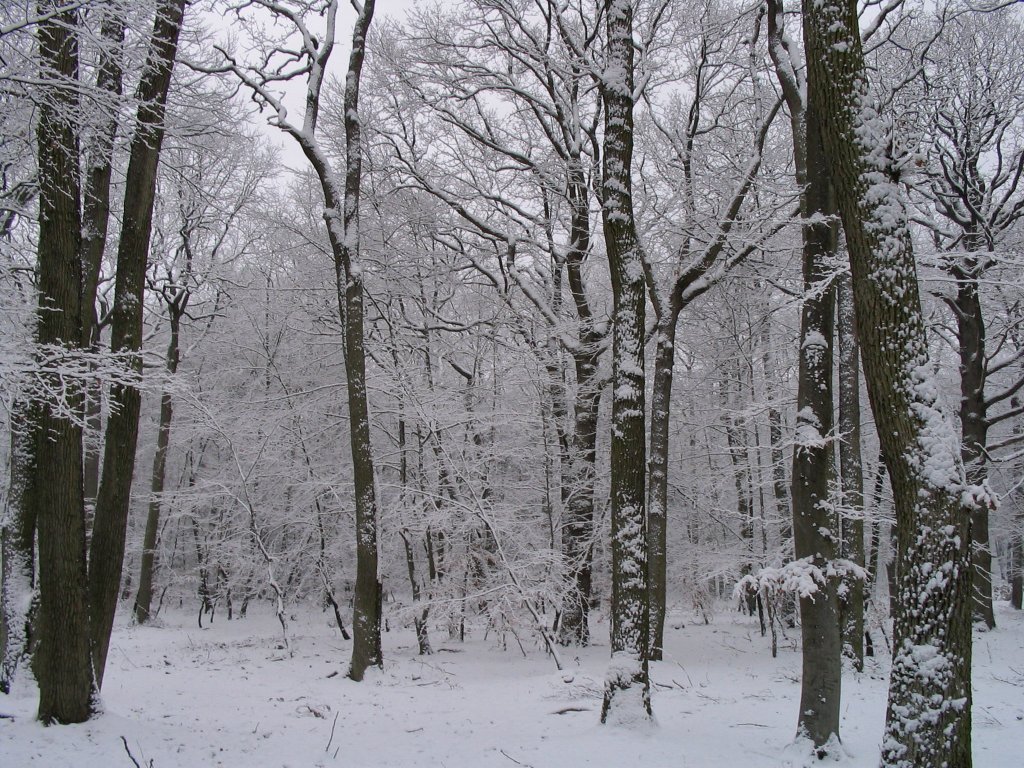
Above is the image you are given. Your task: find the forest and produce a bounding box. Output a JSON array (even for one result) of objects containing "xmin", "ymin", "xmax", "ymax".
[{"xmin": 1, "ymin": 0, "xmax": 1023, "ymax": 766}]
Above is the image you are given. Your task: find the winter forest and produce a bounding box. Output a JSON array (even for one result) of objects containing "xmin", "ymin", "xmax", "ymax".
[{"xmin": 1, "ymin": 0, "xmax": 1023, "ymax": 765}]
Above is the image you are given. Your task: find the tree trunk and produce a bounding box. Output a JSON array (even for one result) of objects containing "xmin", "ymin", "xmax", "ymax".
[
  {"xmin": 599, "ymin": 0, "xmax": 652, "ymax": 725},
  {"xmin": 1012, "ymin": 398, "xmax": 1023, "ymax": 611},
  {"xmin": 768, "ymin": 0, "xmax": 841, "ymax": 749},
  {"xmin": 803, "ymin": 2, "xmax": 974, "ymax": 765},
  {"xmin": 555, "ymin": 158, "xmax": 602, "ymax": 648},
  {"xmin": 133, "ymin": 310, "xmax": 181, "ymax": 624},
  {"xmin": 559, "ymin": 348, "xmax": 601, "ymax": 646},
  {"xmin": 80, "ymin": 10, "xmax": 125, "ymax": 506},
  {"xmin": 1, "ymin": 408, "xmax": 36, "ymax": 693},
  {"xmin": 789, "ymin": 110, "xmax": 842, "ymax": 755},
  {"xmin": 952, "ymin": 253, "xmax": 994, "ymax": 629},
  {"xmin": 647, "ymin": 314, "xmax": 676, "ymax": 660},
  {"xmin": 837, "ymin": 271, "xmax": 866, "ymax": 670},
  {"xmin": 31, "ymin": 1, "xmax": 94, "ymax": 723},
  {"xmin": 89, "ymin": 0, "xmax": 187, "ymax": 689},
  {"xmin": 336, "ymin": 1, "xmax": 382, "ymax": 682}
]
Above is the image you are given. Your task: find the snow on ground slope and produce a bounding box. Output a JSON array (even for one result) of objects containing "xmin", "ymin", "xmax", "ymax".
[{"xmin": 2, "ymin": 603, "xmax": 1021, "ymax": 767}]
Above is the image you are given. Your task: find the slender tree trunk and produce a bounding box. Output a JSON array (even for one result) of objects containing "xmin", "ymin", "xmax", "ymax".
[
  {"xmin": 768, "ymin": 0, "xmax": 841, "ymax": 749},
  {"xmin": 555, "ymin": 162, "xmax": 602, "ymax": 647},
  {"xmin": 80, "ymin": 10, "xmax": 125, "ymax": 506},
  {"xmin": 599, "ymin": 0, "xmax": 652, "ymax": 725},
  {"xmin": 1, "ymin": 407, "xmax": 36, "ymax": 692},
  {"xmin": 724, "ymin": 360, "xmax": 756, "ymax": 615},
  {"xmin": 396, "ymin": 394, "xmax": 429, "ymax": 654},
  {"xmin": 803, "ymin": 2, "xmax": 974, "ymax": 764},
  {"xmin": 89, "ymin": 0, "xmax": 187, "ymax": 689},
  {"xmin": 335, "ymin": 1, "xmax": 381, "ymax": 682},
  {"xmin": 1012, "ymin": 398, "xmax": 1023, "ymax": 611},
  {"xmin": 133, "ymin": 311, "xmax": 181, "ymax": 623},
  {"xmin": 837, "ymin": 272, "xmax": 866, "ymax": 669},
  {"xmin": 559, "ymin": 349, "xmax": 601, "ymax": 646},
  {"xmin": 647, "ymin": 314, "xmax": 677, "ymax": 660},
  {"xmin": 31, "ymin": 1, "xmax": 94, "ymax": 723},
  {"xmin": 952, "ymin": 253, "xmax": 994, "ymax": 629},
  {"xmin": 789, "ymin": 118, "xmax": 841, "ymax": 754}
]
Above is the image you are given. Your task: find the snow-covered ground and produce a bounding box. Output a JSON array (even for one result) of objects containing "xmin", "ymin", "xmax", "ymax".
[{"xmin": 2, "ymin": 603, "xmax": 1021, "ymax": 767}]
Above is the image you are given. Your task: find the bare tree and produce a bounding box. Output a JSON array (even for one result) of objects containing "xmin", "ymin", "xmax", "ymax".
[
  {"xmin": 913, "ymin": 8, "xmax": 1024, "ymax": 630},
  {"xmin": 210, "ymin": 0, "xmax": 383, "ymax": 680},
  {"xmin": 599, "ymin": 0, "xmax": 651, "ymax": 725},
  {"xmin": 89, "ymin": 0, "xmax": 187, "ymax": 688},
  {"xmin": 374, "ymin": 0, "xmax": 609, "ymax": 646},
  {"xmin": 30, "ymin": 0, "xmax": 93, "ymax": 724},
  {"xmin": 767, "ymin": 0, "xmax": 841, "ymax": 751},
  {"xmin": 803, "ymin": 1, "xmax": 976, "ymax": 765}
]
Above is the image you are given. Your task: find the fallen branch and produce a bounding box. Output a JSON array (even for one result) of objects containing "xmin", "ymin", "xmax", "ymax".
[{"xmin": 120, "ymin": 736, "xmax": 152, "ymax": 768}]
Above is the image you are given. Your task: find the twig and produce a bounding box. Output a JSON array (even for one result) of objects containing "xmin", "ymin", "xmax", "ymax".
[
  {"xmin": 550, "ymin": 706, "xmax": 591, "ymax": 715},
  {"xmin": 120, "ymin": 736, "xmax": 152, "ymax": 768},
  {"xmin": 500, "ymin": 749, "xmax": 534, "ymax": 767},
  {"xmin": 325, "ymin": 712, "xmax": 339, "ymax": 753}
]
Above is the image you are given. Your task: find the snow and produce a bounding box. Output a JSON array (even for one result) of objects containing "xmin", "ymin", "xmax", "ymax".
[{"xmin": 3, "ymin": 604, "xmax": 1021, "ymax": 766}]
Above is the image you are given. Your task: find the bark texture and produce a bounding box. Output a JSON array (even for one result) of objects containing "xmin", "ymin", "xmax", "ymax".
[
  {"xmin": 80, "ymin": 10, "xmax": 125, "ymax": 504},
  {"xmin": 803, "ymin": 2, "xmax": 974, "ymax": 765},
  {"xmin": 1, "ymin": 408, "xmax": 35, "ymax": 693},
  {"xmin": 32, "ymin": 1, "xmax": 94, "ymax": 723},
  {"xmin": 837, "ymin": 272, "xmax": 866, "ymax": 670},
  {"xmin": 89, "ymin": 0, "xmax": 186, "ymax": 687},
  {"xmin": 599, "ymin": 0, "xmax": 651, "ymax": 725},
  {"xmin": 336, "ymin": 0, "xmax": 382, "ymax": 681},
  {"xmin": 768, "ymin": 0, "xmax": 842, "ymax": 748}
]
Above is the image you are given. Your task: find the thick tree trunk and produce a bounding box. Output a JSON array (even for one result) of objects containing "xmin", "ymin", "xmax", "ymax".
[
  {"xmin": 133, "ymin": 312, "xmax": 181, "ymax": 623},
  {"xmin": 599, "ymin": 0, "xmax": 651, "ymax": 725},
  {"xmin": 803, "ymin": 2, "xmax": 974, "ymax": 765},
  {"xmin": 837, "ymin": 272, "xmax": 866, "ymax": 670},
  {"xmin": 89, "ymin": 0, "xmax": 187, "ymax": 688},
  {"xmin": 31, "ymin": 1, "xmax": 94, "ymax": 723}
]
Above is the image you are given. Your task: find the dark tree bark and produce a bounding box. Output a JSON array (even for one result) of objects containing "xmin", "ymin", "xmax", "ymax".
[
  {"xmin": 837, "ymin": 271, "xmax": 866, "ymax": 670},
  {"xmin": 951, "ymin": 247, "xmax": 994, "ymax": 629},
  {"xmin": 803, "ymin": 1, "xmax": 975, "ymax": 765},
  {"xmin": 133, "ymin": 309, "xmax": 181, "ymax": 624},
  {"xmin": 767, "ymin": 1, "xmax": 842, "ymax": 750},
  {"xmin": 599, "ymin": 0, "xmax": 651, "ymax": 725},
  {"xmin": 646, "ymin": 315, "xmax": 675, "ymax": 659},
  {"xmin": 1, "ymin": 407, "xmax": 35, "ymax": 693},
  {"xmin": 556, "ymin": 179, "xmax": 603, "ymax": 646},
  {"xmin": 80, "ymin": 8, "xmax": 125, "ymax": 505},
  {"xmin": 1012, "ymin": 398, "xmax": 1024, "ymax": 611},
  {"xmin": 335, "ymin": 0, "xmax": 382, "ymax": 683},
  {"xmin": 89, "ymin": 0, "xmax": 187, "ymax": 687},
  {"xmin": 31, "ymin": 1, "xmax": 94, "ymax": 723},
  {"xmin": 788, "ymin": 106, "xmax": 841, "ymax": 757}
]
